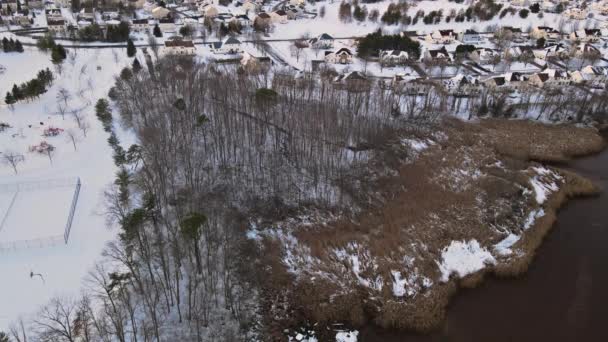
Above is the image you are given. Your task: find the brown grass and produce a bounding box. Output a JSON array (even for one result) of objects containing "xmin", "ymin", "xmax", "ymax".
[{"xmin": 259, "ymin": 118, "xmax": 606, "ymax": 337}]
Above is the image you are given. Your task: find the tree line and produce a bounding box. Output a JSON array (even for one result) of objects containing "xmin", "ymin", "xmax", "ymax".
[
  {"xmin": 4, "ymin": 68, "xmax": 54, "ymax": 105},
  {"xmin": 2, "ymin": 37, "xmax": 24, "ymax": 53}
]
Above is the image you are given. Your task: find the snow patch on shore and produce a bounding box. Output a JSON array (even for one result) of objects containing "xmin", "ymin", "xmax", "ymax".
[
  {"xmin": 493, "ymin": 234, "xmax": 521, "ymax": 256},
  {"xmin": 437, "ymin": 240, "xmax": 496, "ymax": 282},
  {"xmin": 529, "ymin": 167, "xmax": 561, "ymax": 204},
  {"xmin": 336, "ymin": 330, "xmax": 358, "ymax": 342}
]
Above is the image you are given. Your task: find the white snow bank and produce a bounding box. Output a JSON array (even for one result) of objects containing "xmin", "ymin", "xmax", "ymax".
[
  {"xmin": 529, "ymin": 167, "xmax": 561, "ymax": 204},
  {"xmin": 336, "ymin": 330, "xmax": 358, "ymax": 342},
  {"xmin": 437, "ymin": 240, "xmax": 496, "ymax": 282},
  {"xmin": 402, "ymin": 138, "xmax": 435, "ymax": 152},
  {"xmin": 523, "ymin": 208, "xmax": 545, "ymax": 230},
  {"xmin": 493, "ymin": 234, "xmax": 520, "ymax": 256}
]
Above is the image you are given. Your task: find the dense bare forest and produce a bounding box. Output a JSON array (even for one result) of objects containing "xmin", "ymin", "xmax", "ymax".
[{"xmin": 8, "ymin": 54, "xmax": 608, "ymax": 342}]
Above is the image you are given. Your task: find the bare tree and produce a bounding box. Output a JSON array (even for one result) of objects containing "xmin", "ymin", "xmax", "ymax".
[
  {"xmin": 56, "ymin": 87, "xmax": 71, "ymax": 107},
  {"xmin": 66, "ymin": 129, "xmax": 80, "ymax": 151},
  {"xmin": 33, "ymin": 297, "xmax": 78, "ymax": 342},
  {"xmin": 2, "ymin": 151, "xmax": 25, "ymax": 174}
]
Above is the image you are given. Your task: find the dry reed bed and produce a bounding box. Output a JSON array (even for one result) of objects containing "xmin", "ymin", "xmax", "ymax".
[{"xmin": 259, "ymin": 118, "xmax": 606, "ymax": 338}]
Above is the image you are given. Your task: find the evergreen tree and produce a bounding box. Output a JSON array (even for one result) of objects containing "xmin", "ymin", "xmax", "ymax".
[
  {"xmin": 5, "ymin": 92, "xmax": 15, "ymax": 105},
  {"xmin": 2, "ymin": 37, "xmax": 9, "ymax": 52},
  {"xmin": 126, "ymin": 38, "xmax": 136, "ymax": 57},
  {"xmin": 132, "ymin": 58, "xmax": 142, "ymax": 73},
  {"xmin": 353, "ymin": 5, "xmax": 367, "ymax": 22},
  {"xmin": 71, "ymin": 0, "xmax": 81, "ymax": 12},
  {"xmin": 15, "ymin": 40, "xmax": 23, "ymax": 53},
  {"xmin": 51, "ymin": 44, "xmax": 67, "ymax": 64},
  {"xmin": 12, "ymin": 84, "xmax": 22, "ymax": 101},
  {"xmin": 153, "ymin": 24, "xmax": 162, "ymax": 37}
]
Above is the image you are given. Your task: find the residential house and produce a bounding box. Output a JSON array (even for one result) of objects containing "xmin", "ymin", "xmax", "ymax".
[
  {"xmin": 379, "ymin": 50, "xmax": 409, "ymax": 64},
  {"xmin": 289, "ymin": 0, "xmax": 305, "ymax": 5},
  {"xmin": 470, "ymin": 47, "xmax": 499, "ymax": 64},
  {"xmin": 158, "ymin": 17, "xmax": 176, "ymax": 32},
  {"xmin": 238, "ymin": 0, "xmax": 258, "ymax": 12},
  {"xmin": 209, "ymin": 36, "xmax": 243, "ymax": 54},
  {"xmin": 2, "ymin": 0, "xmax": 18, "ymax": 11},
  {"xmin": 254, "ymin": 12, "xmax": 271, "ymax": 29},
  {"xmin": 543, "ymin": 43, "xmax": 568, "ymax": 59},
  {"xmin": 45, "ymin": 8, "xmax": 63, "ymax": 20},
  {"xmin": 164, "ymin": 39, "xmax": 196, "ymax": 55},
  {"xmin": 333, "ymin": 71, "xmax": 371, "ymax": 91},
  {"xmin": 425, "ymin": 29, "xmax": 457, "ymax": 44},
  {"xmin": 500, "ymin": 26, "xmax": 524, "ymax": 42},
  {"xmin": 309, "ymin": 33, "xmax": 334, "ymax": 49},
  {"xmin": 131, "ymin": 18, "xmax": 149, "ymax": 31},
  {"xmin": 100, "ymin": 7, "xmax": 120, "ymax": 20},
  {"xmin": 234, "ymin": 14, "xmax": 251, "ymax": 27},
  {"xmin": 391, "ymin": 74, "xmax": 434, "ymax": 95},
  {"xmin": 270, "ymin": 10, "xmax": 288, "ymax": 24},
  {"xmin": 424, "ymin": 46, "xmax": 451, "ymax": 62},
  {"xmin": 528, "ymin": 69, "xmax": 570, "ymax": 87},
  {"xmin": 569, "ymin": 29, "xmax": 602, "ymax": 43},
  {"xmin": 47, "ymin": 18, "xmax": 66, "ymax": 32},
  {"xmin": 444, "ymin": 74, "xmax": 482, "ymax": 96},
  {"xmin": 571, "ymin": 65, "xmax": 608, "ymax": 87},
  {"xmin": 199, "ymin": 4, "xmax": 219, "ymax": 18},
  {"xmin": 530, "ymin": 26, "xmax": 560, "ymax": 43},
  {"xmin": 458, "ymin": 29, "xmax": 483, "ymax": 44},
  {"xmin": 484, "ymin": 72, "xmax": 524, "ymax": 89},
  {"xmin": 564, "ymin": 8, "xmax": 587, "ymax": 20},
  {"xmin": 79, "ymin": 7, "xmax": 96, "ymax": 20},
  {"xmin": 574, "ymin": 43, "xmax": 601, "ymax": 59},
  {"xmin": 127, "ymin": 0, "xmax": 146, "ymax": 9},
  {"xmin": 324, "ymin": 48, "xmax": 354, "ymax": 64},
  {"xmin": 240, "ymin": 51, "xmax": 272, "ymax": 74},
  {"xmin": 151, "ymin": 6, "xmax": 171, "ymax": 19}
]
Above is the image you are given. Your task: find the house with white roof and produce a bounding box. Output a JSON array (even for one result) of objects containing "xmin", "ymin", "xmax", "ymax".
[
  {"xmin": 209, "ymin": 36, "xmax": 243, "ymax": 54},
  {"xmin": 425, "ymin": 30, "xmax": 457, "ymax": 44}
]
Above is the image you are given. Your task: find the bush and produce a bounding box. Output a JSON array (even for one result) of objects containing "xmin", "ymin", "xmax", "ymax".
[
  {"xmin": 529, "ymin": 3, "xmax": 540, "ymax": 13},
  {"xmin": 519, "ymin": 9, "xmax": 529, "ymax": 18}
]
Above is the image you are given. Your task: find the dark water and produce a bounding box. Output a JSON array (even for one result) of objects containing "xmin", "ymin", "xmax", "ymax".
[{"xmin": 362, "ymin": 147, "xmax": 608, "ymax": 342}]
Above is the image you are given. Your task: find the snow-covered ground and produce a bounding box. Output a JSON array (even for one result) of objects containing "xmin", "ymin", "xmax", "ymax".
[{"xmin": 0, "ymin": 45, "xmax": 134, "ymax": 330}]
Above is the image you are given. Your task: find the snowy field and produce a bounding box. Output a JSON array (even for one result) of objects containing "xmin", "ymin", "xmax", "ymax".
[{"xmin": 0, "ymin": 42, "xmax": 134, "ymax": 330}]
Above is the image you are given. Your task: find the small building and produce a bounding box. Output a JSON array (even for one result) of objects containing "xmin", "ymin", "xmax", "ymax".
[
  {"xmin": 2, "ymin": 0, "xmax": 18, "ymax": 11},
  {"xmin": 164, "ymin": 39, "xmax": 196, "ymax": 55},
  {"xmin": 151, "ymin": 6, "xmax": 171, "ymax": 19},
  {"xmin": 425, "ymin": 30, "xmax": 457, "ymax": 44},
  {"xmin": 324, "ymin": 48, "xmax": 353, "ymax": 64},
  {"xmin": 530, "ymin": 26, "xmax": 560, "ymax": 43},
  {"xmin": 458, "ymin": 30, "xmax": 483, "ymax": 45},
  {"xmin": 569, "ymin": 29, "xmax": 602, "ymax": 43},
  {"xmin": 254, "ymin": 12, "xmax": 271, "ymax": 29},
  {"xmin": 270, "ymin": 10, "xmax": 288, "ymax": 24},
  {"xmin": 79, "ymin": 7, "xmax": 96, "ymax": 20},
  {"xmin": 424, "ymin": 46, "xmax": 451, "ymax": 62},
  {"xmin": 470, "ymin": 47, "xmax": 498, "ymax": 64},
  {"xmin": 309, "ymin": 33, "xmax": 334, "ymax": 49},
  {"xmin": 47, "ymin": 18, "xmax": 66, "ymax": 32},
  {"xmin": 379, "ymin": 50, "xmax": 409, "ymax": 64},
  {"xmin": 158, "ymin": 17, "xmax": 176, "ymax": 32},
  {"xmin": 131, "ymin": 18, "xmax": 149, "ymax": 32},
  {"xmin": 209, "ymin": 36, "xmax": 243, "ymax": 54},
  {"xmin": 199, "ymin": 4, "xmax": 219, "ymax": 18}
]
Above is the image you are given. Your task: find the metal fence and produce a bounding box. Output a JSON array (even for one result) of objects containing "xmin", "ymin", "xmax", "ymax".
[
  {"xmin": 0, "ymin": 177, "xmax": 82, "ymax": 252},
  {"xmin": 64, "ymin": 178, "xmax": 81, "ymax": 243},
  {"xmin": 0, "ymin": 235, "xmax": 64, "ymax": 253}
]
